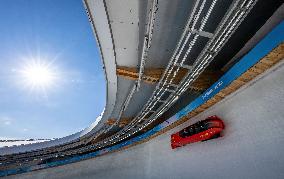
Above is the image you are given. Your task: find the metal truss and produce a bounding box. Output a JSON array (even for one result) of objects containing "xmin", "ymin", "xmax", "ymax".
[
  {"xmin": 0, "ymin": 0, "xmax": 259, "ymax": 166},
  {"xmin": 93, "ymin": 0, "xmax": 258, "ymax": 149}
]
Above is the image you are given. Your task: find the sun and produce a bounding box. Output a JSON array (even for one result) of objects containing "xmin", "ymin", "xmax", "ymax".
[
  {"xmin": 18, "ymin": 59, "xmax": 58, "ymax": 92},
  {"xmin": 23, "ymin": 64, "xmax": 54, "ymax": 87}
]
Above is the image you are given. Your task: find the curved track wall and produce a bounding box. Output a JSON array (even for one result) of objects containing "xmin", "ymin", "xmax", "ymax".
[
  {"xmin": 7, "ymin": 59, "xmax": 284, "ymax": 179},
  {"xmin": 1, "ymin": 21, "xmax": 283, "ymax": 178}
]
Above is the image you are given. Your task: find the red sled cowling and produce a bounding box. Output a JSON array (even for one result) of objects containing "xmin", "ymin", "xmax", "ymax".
[{"xmin": 171, "ymin": 115, "xmax": 225, "ymax": 149}]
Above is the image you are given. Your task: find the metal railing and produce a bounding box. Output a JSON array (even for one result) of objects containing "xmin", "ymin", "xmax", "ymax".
[
  {"xmin": 94, "ymin": 0, "xmax": 257, "ymax": 148},
  {"xmin": 1, "ymin": 0, "xmax": 258, "ymax": 165}
]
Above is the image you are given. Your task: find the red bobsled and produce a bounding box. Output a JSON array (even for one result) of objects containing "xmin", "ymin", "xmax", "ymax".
[{"xmin": 171, "ymin": 115, "xmax": 225, "ymax": 149}]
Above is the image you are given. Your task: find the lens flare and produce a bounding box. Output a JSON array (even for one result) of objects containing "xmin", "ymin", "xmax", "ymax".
[{"xmin": 18, "ymin": 59, "xmax": 59, "ymax": 93}]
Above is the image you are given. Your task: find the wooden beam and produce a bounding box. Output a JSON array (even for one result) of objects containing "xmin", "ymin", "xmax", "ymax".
[
  {"xmin": 189, "ymin": 71, "xmax": 223, "ymax": 92},
  {"xmin": 105, "ymin": 118, "xmax": 133, "ymax": 127},
  {"xmin": 118, "ymin": 118, "xmax": 133, "ymax": 127},
  {"xmin": 116, "ymin": 66, "xmax": 163, "ymax": 84},
  {"xmin": 117, "ymin": 66, "xmax": 222, "ymax": 92},
  {"xmin": 116, "ymin": 66, "xmax": 187, "ymax": 84},
  {"xmin": 105, "ymin": 118, "xmax": 116, "ymax": 125}
]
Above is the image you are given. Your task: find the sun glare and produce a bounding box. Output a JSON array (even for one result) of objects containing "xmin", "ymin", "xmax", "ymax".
[
  {"xmin": 18, "ymin": 59, "xmax": 58, "ymax": 92},
  {"xmin": 23, "ymin": 65, "xmax": 54, "ymax": 86}
]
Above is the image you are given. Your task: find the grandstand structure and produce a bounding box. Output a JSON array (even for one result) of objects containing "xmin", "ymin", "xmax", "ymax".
[{"xmin": 0, "ymin": 0, "xmax": 283, "ymax": 177}]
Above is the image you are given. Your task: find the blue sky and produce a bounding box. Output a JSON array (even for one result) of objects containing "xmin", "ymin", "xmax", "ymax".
[{"xmin": 0, "ymin": 0, "xmax": 105, "ymax": 139}]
